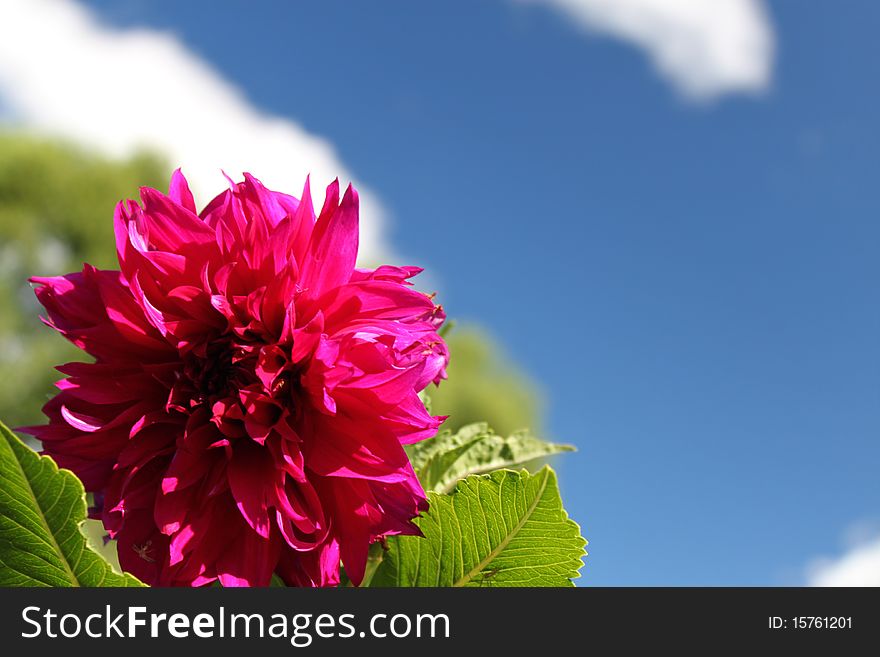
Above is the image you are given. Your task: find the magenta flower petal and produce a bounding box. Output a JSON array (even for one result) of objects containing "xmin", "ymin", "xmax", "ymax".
[
  {"xmin": 299, "ymin": 182, "xmax": 359, "ymax": 300},
  {"xmin": 168, "ymin": 168, "xmax": 197, "ymax": 214}
]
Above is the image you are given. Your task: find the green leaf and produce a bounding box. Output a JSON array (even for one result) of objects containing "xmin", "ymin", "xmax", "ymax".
[
  {"xmin": 0, "ymin": 420, "xmax": 144, "ymax": 587},
  {"xmin": 371, "ymin": 467, "xmax": 586, "ymax": 587},
  {"xmin": 407, "ymin": 422, "xmax": 575, "ymax": 493}
]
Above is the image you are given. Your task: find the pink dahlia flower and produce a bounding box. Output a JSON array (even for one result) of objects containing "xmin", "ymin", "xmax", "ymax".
[{"xmin": 23, "ymin": 171, "xmax": 448, "ymax": 587}]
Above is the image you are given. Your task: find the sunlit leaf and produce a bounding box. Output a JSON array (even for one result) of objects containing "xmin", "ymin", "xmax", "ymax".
[
  {"xmin": 407, "ymin": 422, "xmax": 575, "ymax": 493},
  {"xmin": 0, "ymin": 420, "xmax": 144, "ymax": 587},
  {"xmin": 372, "ymin": 467, "xmax": 586, "ymax": 587}
]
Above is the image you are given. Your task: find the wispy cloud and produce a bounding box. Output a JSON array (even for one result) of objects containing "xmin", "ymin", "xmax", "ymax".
[
  {"xmin": 513, "ymin": 0, "xmax": 775, "ymax": 100},
  {"xmin": 806, "ymin": 522, "xmax": 880, "ymax": 587},
  {"xmin": 0, "ymin": 0, "xmax": 389, "ymax": 261}
]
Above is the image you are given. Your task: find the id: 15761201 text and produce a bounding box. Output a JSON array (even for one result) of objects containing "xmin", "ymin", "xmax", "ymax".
[{"xmin": 768, "ymin": 616, "xmax": 852, "ymax": 630}]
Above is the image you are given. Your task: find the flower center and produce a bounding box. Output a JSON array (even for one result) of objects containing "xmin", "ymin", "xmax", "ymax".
[
  {"xmin": 191, "ymin": 342, "xmax": 235, "ymax": 398},
  {"xmin": 179, "ymin": 340, "xmax": 256, "ymax": 407}
]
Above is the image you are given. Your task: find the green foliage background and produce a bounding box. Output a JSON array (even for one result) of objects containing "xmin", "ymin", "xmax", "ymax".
[
  {"xmin": 426, "ymin": 328, "xmax": 542, "ymax": 436},
  {"xmin": 0, "ymin": 132, "xmax": 167, "ymax": 427}
]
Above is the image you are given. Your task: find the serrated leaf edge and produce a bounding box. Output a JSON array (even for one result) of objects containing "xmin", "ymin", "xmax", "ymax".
[{"xmin": 0, "ymin": 424, "xmax": 144, "ymax": 587}]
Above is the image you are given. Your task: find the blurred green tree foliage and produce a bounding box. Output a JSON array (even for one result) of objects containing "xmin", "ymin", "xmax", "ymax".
[
  {"xmin": 0, "ymin": 132, "xmax": 167, "ymax": 426},
  {"xmin": 426, "ymin": 327, "xmax": 542, "ymax": 436},
  {"xmin": 0, "ymin": 131, "xmax": 543, "ymax": 436}
]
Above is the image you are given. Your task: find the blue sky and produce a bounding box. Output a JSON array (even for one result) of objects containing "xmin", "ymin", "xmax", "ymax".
[{"xmin": 11, "ymin": 0, "xmax": 880, "ymax": 584}]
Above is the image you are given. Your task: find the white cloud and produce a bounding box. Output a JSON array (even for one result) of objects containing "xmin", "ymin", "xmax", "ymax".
[
  {"xmin": 513, "ymin": 0, "xmax": 775, "ymax": 99},
  {"xmin": 806, "ymin": 530, "xmax": 880, "ymax": 587},
  {"xmin": 0, "ymin": 0, "xmax": 388, "ymax": 262}
]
